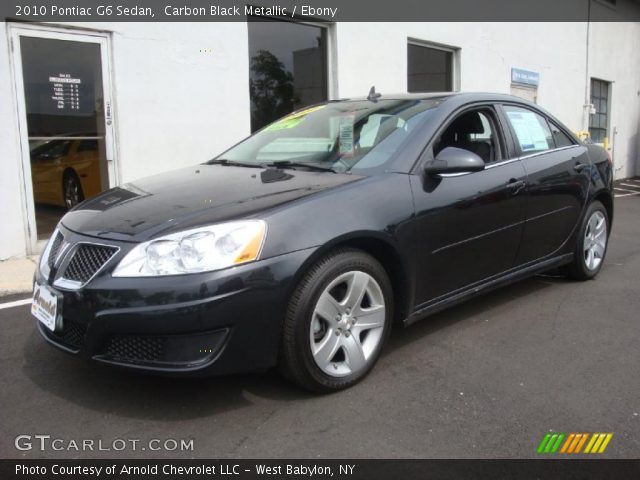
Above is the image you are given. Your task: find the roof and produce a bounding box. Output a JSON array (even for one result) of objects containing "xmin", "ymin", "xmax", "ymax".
[{"xmin": 336, "ymin": 91, "xmax": 530, "ymax": 103}]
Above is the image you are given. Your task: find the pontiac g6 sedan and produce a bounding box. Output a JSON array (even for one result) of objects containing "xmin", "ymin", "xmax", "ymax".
[{"xmin": 32, "ymin": 92, "xmax": 613, "ymax": 392}]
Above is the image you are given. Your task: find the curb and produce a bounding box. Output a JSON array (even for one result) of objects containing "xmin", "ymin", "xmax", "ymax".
[{"xmin": 0, "ymin": 256, "xmax": 37, "ymax": 297}]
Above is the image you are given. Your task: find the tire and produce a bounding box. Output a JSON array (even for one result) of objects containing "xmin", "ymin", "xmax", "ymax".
[
  {"xmin": 63, "ymin": 171, "xmax": 84, "ymax": 210},
  {"xmin": 279, "ymin": 248, "xmax": 393, "ymax": 393},
  {"xmin": 562, "ymin": 200, "xmax": 609, "ymax": 280}
]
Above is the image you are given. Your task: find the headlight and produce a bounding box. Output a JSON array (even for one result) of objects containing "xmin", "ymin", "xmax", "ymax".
[{"xmin": 112, "ymin": 220, "xmax": 266, "ymax": 277}]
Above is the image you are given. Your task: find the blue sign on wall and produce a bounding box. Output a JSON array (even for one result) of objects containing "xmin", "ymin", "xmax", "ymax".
[{"xmin": 511, "ymin": 68, "xmax": 540, "ymax": 87}]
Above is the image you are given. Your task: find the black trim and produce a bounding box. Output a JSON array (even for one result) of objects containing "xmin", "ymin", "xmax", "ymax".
[{"xmin": 406, "ymin": 253, "xmax": 574, "ymax": 324}]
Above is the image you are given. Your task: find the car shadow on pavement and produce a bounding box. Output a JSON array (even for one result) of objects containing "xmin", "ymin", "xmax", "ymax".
[
  {"xmin": 384, "ymin": 275, "xmax": 562, "ymax": 354},
  {"xmin": 21, "ymin": 332, "xmax": 315, "ymax": 421},
  {"xmin": 20, "ymin": 275, "xmax": 567, "ymax": 421}
]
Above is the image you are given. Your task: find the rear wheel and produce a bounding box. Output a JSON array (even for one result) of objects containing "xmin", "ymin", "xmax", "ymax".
[
  {"xmin": 279, "ymin": 249, "xmax": 393, "ymax": 392},
  {"xmin": 63, "ymin": 171, "xmax": 84, "ymax": 210},
  {"xmin": 563, "ymin": 200, "xmax": 609, "ymax": 280}
]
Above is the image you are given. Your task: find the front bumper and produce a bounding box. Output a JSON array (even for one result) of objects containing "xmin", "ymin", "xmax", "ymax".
[{"xmin": 34, "ymin": 229, "xmax": 316, "ymax": 375}]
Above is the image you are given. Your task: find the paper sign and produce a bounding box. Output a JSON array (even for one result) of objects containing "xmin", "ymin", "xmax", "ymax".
[
  {"xmin": 338, "ymin": 115, "xmax": 355, "ymax": 157},
  {"xmin": 506, "ymin": 110, "xmax": 550, "ymax": 152},
  {"xmin": 265, "ymin": 105, "xmax": 326, "ymax": 131}
]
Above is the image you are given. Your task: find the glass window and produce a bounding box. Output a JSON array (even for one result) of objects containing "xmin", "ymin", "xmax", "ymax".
[
  {"xmin": 407, "ymin": 43, "xmax": 453, "ymax": 93},
  {"xmin": 77, "ymin": 139, "xmax": 98, "ymax": 152},
  {"xmin": 434, "ymin": 110, "xmax": 501, "ymax": 163},
  {"xmin": 503, "ymin": 106, "xmax": 554, "ymax": 154},
  {"xmin": 20, "ymin": 36, "xmax": 109, "ymax": 239},
  {"xmin": 247, "ymin": 18, "xmax": 328, "ymax": 132},
  {"xmin": 589, "ymin": 78, "xmax": 609, "ymax": 143},
  {"xmin": 214, "ymin": 98, "xmax": 442, "ymax": 172},
  {"xmin": 31, "ymin": 140, "xmax": 72, "ymax": 160},
  {"xmin": 548, "ymin": 121, "xmax": 574, "ymax": 148}
]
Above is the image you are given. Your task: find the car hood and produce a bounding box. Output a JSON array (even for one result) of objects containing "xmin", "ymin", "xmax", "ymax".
[{"xmin": 62, "ymin": 164, "xmax": 362, "ymax": 242}]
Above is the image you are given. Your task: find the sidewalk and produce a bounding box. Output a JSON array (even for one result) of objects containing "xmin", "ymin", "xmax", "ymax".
[{"xmin": 0, "ymin": 256, "xmax": 37, "ymax": 296}]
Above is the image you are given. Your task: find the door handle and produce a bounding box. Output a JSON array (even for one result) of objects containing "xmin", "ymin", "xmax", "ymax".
[
  {"xmin": 573, "ymin": 162, "xmax": 588, "ymax": 172},
  {"xmin": 506, "ymin": 179, "xmax": 526, "ymax": 195}
]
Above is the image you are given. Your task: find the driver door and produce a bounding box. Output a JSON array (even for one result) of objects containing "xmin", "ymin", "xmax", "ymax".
[{"xmin": 409, "ymin": 106, "xmax": 527, "ymax": 306}]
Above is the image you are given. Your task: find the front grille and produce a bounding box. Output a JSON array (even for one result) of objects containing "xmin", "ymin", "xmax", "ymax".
[
  {"xmin": 104, "ymin": 335, "xmax": 166, "ymax": 363},
  {"xmin": 47, "ymin": 231, "xmax": 64, "ymax": 270},
  {"xmin": 62, "ymin": 244, "xmax": 118, "ymax": 284},
  {"xmin": 46, "ymin": 320, "xmax": 87, "ymax": 350}
]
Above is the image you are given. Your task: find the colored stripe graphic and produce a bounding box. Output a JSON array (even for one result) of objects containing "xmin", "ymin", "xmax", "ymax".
[
  {"xmin": 539, "ymin": 433, "xmax": 613, "ymax": 454},
  {"xmin": 537, "ymin": 433, "xmax": 565, "ymax": 454},
  {"xmin": 584, "ymin": 433, "xmax": 613, "ymax": 454}
]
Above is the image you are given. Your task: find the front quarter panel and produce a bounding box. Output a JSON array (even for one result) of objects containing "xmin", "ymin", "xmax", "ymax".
[{"xmin": 260, "ymin": 172, "xmax": 416, "ymax": 266}]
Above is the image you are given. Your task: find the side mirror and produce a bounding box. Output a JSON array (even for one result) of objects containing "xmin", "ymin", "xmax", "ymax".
[{"xmin": 423, "ymin": 147, "xmax": 485, "ymax": 175}]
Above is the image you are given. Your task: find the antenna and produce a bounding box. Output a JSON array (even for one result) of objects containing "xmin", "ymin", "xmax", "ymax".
[{"xmin": 367, "ymin": 86, "xmax": 382, "ymax": 102}]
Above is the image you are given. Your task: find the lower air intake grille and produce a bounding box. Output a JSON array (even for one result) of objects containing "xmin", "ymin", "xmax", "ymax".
[
  {"xmin": 46, "ymin": 320, "xmax": 87, "ymax": 350},
  {"xmin": 62, "ymin": 244, "xmax": 118, "ymax": 284},
  {"xmin": 61, "ymin": 321, "xmax": 87, "ymax": 348},
  {"xmin": 104, "ymin": 336, "xmax": 166, "ymax": 363},
  {"xmin": 47, "ymin": 231, "xmax": 64, "ymax": 269}
]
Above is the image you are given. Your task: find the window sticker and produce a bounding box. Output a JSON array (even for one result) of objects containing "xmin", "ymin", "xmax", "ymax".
[
  {"xmin": 338, "ymin": 115, "xmax": 355, "ymax": 157},
  {"xmin": 265, "ymin": 105, "xmax": 326, "ymax": 131},
  {"xmin": 506, "ymin": 110, "xmax": 550, "ymax": 152}
]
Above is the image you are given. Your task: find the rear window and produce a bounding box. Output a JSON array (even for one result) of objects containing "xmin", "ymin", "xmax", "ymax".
[{"xmin": 549, "ymin": 121, "xmax": 575, "ymax": 148}]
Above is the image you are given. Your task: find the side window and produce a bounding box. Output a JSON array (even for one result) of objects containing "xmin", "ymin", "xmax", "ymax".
[
  {"xmin": 548, "ymin": 121, "xmax": 575, "ymax": 148},
  {"xmin": 503, "ymin": 105, "xmax": 554, "ymax": 154},
  {"xmin": 433, "ymin": 109, "xmax": 502, "ymax": 163}
]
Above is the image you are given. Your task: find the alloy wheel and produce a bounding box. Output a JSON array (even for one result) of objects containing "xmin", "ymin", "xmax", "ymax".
[
  {"xmin": 310, "ymin": 270, "xmax": 386, "ymax": 377},
  {"xmin": 583, "ymin": 210, "xmax": 607, "ymax": 271}
]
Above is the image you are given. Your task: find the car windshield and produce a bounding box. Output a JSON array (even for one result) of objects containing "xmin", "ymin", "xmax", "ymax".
[{"xmin": 211, "ymin": 98, "xmax": 442, "ymax": 172}]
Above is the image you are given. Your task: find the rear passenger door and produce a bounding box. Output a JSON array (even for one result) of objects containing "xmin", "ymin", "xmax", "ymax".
[{"xmin": 500, "ymin": 104, "xmax": 590, "ymax": 266}]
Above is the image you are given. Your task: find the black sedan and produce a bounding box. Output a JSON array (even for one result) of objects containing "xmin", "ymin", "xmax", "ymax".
[{"xmin": 32, "ymin": 92, "xmax": 613, "ymax": 392}]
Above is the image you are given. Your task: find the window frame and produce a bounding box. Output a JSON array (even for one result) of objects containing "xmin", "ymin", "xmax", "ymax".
[
  {"xmin": 246, "ymin": 16, "xmax": 333, "ymax": 132},
  {"xmin": 407, "ymin": 39, "xmax": 459, "ymax": 93},
  {"xmin": 418, "ymin": 103, "xmax": 509, "ymax": 172},
  {"xmin": 497, "ymin": 103, "xmax": 577, "ymax": 159},
  {"xmin": 589, "ymin": 78, "xmax": 610, "ymax": 144}
]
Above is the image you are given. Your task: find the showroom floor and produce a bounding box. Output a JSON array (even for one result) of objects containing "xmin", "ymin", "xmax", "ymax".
[{"xmin": 1, "ymin": 195, "xmax": 638, "ymax": 459}]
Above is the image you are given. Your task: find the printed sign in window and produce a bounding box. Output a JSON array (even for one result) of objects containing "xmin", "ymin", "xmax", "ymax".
[
  {"xmin": 49, "ymin": 73, "xmax": 82, "ymax": 111},
  {"xmin": 338, "ymin": 115, "xmax": 355, "ymax": 157},
  {"xmin": 506, "ymin": 110, "xmax": 551, "ymax": 152}
]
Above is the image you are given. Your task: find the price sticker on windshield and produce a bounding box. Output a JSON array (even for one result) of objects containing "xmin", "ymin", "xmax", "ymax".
[{"xmin": 339, "ymin": 115, "xmax": 355, "ymax": 157}]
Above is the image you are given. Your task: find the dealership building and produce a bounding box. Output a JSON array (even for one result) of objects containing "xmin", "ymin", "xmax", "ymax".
[{"xmin": 1, "ymin": 5, "xmax": 640, "ymax": 259}]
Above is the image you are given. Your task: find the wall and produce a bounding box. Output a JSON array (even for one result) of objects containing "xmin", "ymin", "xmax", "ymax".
[
  {"xmin": 588, "ymin": 22, "xmax": 640, "ymax": 179},
  {"xmin": 335, "ymin": 23, "xmax": 588, "ymax": 130},
  {"xmin": 101, "ymin": 22, "xmax": 251, "ymax": 183}
]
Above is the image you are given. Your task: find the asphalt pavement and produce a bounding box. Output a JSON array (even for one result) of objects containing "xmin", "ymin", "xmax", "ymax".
[{"xmin": 1, "ymin": 196, "xmax": 639, "ymax": 459}]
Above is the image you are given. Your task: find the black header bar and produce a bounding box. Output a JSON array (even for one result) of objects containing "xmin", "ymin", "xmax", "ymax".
[
  {"xmin": 3, "ymin": 459, "xmax": 640, "ymax": 480},
  {"xmin": 4, "ymin": 0, "xmax": 640, "ymax": 22}
]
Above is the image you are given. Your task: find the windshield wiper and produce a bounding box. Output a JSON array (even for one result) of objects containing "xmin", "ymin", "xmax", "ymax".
[
  {"xmin": 264, "ymin": 161, "xmax": 337, "ymax": 173},
  {"xmin": 207, "ymin": 159, "xmax": 264, "ymax": 168}
]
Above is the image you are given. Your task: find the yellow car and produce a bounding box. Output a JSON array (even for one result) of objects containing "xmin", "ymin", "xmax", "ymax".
[{"xmin": 30, "ymin": 139, "xmax": 102, "ymax": 209}]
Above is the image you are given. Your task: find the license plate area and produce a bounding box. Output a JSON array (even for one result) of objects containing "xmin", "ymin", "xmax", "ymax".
[{"xmin": 32, "ymin": 282, "xmax": 62, "ymax": 332}]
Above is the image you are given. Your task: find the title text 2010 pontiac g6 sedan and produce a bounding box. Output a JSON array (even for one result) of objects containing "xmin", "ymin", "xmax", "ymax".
[{"xmin": 32, "ymin": 92, "xmax": 613, "ymax": 392}]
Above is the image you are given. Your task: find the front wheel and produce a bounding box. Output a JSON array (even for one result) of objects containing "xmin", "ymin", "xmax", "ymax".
[
  {"xmin": 279, "ymin": 249, "xmax": 393, "ymax": 393},
  {"xmin": 563, "ymin": 200, "xmax": 609, "ymax": 280}
]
